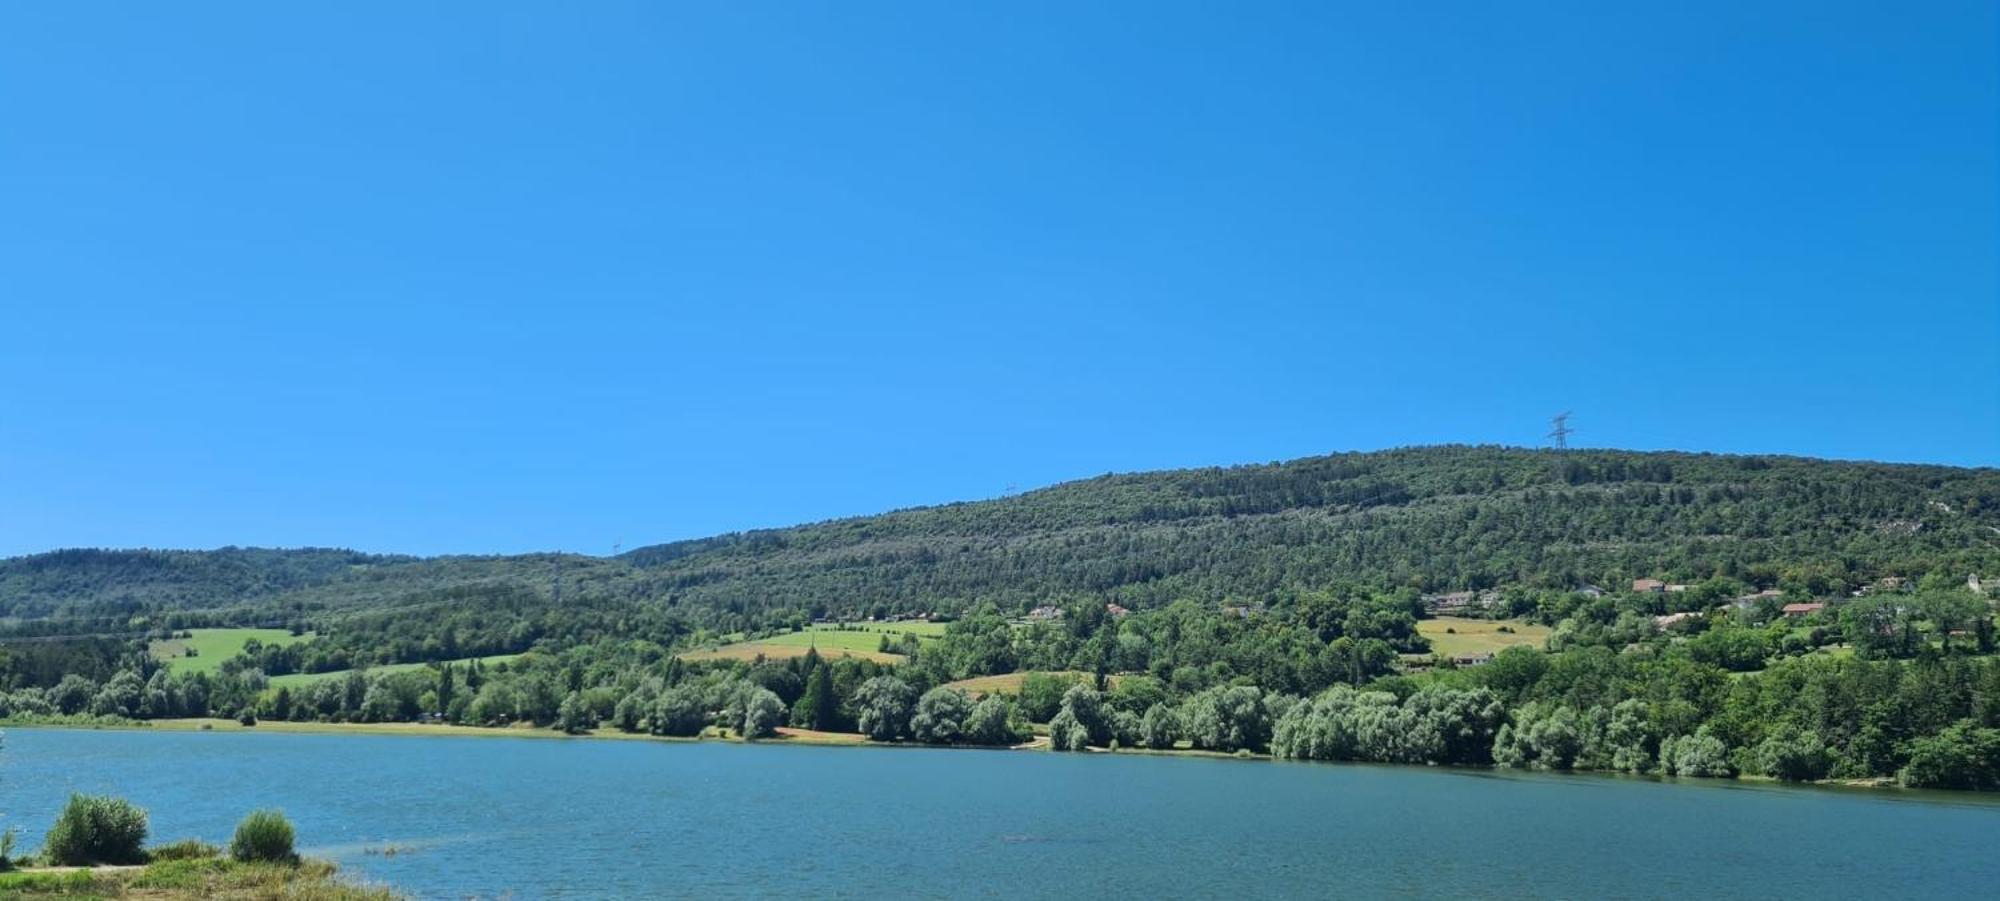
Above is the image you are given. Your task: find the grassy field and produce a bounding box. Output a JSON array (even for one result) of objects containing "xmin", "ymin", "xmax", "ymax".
[
  {"xmin": 266, "ymin": 653, "xmax": 525, "ymax": 689},
  {"xmin": 149, "ymin": 628, "xmax": 312, "ymax": 676},
  {"xmin": 1417, "ymin": 617, "xmax": 1553, "ymax": 657},
  {"xmin": 678, "ymin": 641, "xmax": 902, "ymax": 664},
  {"xmin": 942, "ymin": 670, "xmax": 1112, "ymax": 696},
  {"xmin": 678, "ymin": 622, "xmax": 944, "ymax": 665}
]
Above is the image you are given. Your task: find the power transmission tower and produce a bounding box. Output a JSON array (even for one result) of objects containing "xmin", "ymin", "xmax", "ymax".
[{"xmin": 1548, "ymin": 412, "xmax": 1574, "ymax": 450}]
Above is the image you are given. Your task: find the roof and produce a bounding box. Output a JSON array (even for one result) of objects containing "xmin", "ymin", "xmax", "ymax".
[{"xmin": 1781, "ymin": 602, "xmax": 1826, "ymax": 614}]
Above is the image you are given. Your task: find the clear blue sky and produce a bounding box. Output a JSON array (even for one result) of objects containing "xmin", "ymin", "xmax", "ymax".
[{"xmin": 2, "ymin": 2, "xmax": 1994, "ymax": 559}]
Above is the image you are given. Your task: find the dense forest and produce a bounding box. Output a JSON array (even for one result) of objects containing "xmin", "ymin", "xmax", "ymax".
[{"xmin": 5, "ymin": 445, "xmax": 2000, "ymax": 790}]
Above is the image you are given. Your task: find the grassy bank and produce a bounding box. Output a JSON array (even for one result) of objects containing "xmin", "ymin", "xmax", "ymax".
[
  {"xmin": 0, "ymin": 856, "xmax": 393, "ymax": 899},
  {"xmin": 19, "ymin": 717, "xmax": 889, "ymax": 749}
]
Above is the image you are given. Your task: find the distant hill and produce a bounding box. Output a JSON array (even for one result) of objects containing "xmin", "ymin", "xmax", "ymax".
[{"xmin": 4, "ymin": 446, "xmax": 1998, "ymax": 630}]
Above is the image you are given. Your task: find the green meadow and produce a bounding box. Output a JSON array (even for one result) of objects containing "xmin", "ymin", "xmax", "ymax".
[
  {"xmin": 678, "ymin": 622, "xmax": 946, "ymax": 665},
  {"xmin": 267, "ymin": 653, "xmax": 526, "ymax": 690},
  {"xmin": 149, "ymin": 628, "xmax": 311, "ymax": 676}
]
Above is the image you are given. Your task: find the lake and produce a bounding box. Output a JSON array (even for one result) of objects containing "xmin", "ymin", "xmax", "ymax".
[{"xmin": 5, "ymin": 728, "xmax": 1998, "ymax": 899}]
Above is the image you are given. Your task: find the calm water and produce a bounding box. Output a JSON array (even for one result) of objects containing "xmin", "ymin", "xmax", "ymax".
[{"xmin": 4, "ymin": 728, "xmax": 1999, "ymax": 899}]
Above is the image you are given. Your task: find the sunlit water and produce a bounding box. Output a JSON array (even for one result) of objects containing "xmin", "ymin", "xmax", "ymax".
[{"xmin": 4, "ymin": 728, "xmax": 1998, "ymax": 899}]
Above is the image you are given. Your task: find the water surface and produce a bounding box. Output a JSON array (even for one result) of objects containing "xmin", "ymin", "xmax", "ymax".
[{"xmin": 4, "ymin": 728, "xmax": 1997, "ymax": 899}]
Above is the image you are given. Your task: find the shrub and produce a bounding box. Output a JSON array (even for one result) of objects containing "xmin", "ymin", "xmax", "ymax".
[
  {"xmin": 230, "ymin": 810, "xmax": 297, "ymax": 863},
  {"xmin": 43, "ymin": 794, "xmax": 149, "ymax": 865}
]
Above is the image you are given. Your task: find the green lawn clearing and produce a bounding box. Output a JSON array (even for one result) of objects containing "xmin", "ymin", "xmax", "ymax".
[
  {"xmin": 267, "ymin": 653, "xmax": 526, "ymax": 689},
  {"xmin": 149, "ymin": 628, "xmax": 312, "ymax": 676},
  {"xmin": 678, "ymin": 622, "xmax": 942, "ymax": 665},
  {"xmin": 942, "ymin": 670, "xmax": 1114, "ymax": 696},
  {"xmin": 1417, "ymin": 617, "xmax": 1552, "ymax": 657}
]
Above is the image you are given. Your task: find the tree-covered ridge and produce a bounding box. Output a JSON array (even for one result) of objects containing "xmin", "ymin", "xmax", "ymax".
[
  {"xmin": 0, "ymin": 547, "xmax": 406, "ymax": 619},
  {"xmin": 4, "ymin": 446, "xmax": 1997, "ymax": 633},
  {"xmin": 620, "ymin": 446, "xmax": 2000, "ymax": 614}
]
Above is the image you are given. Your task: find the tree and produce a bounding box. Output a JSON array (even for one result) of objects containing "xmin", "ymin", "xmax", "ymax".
[
  {"xmin": 1751, "ymin": 724, "xmax": 1831, "ymax": 782},
  {"xmin": 51, "ymin": 674, "xmax": 95, "ymax": 715},
  {"xmin": 89, "ymin": 671, "xmax": 146, "ymax": 718},
  {"xmin": 738, "ymin": 688, "xmax": 785, "ymax": 739},
  {"xmin": 1049, "ymin": 708, "xmax": 1092, "ymax": 751},
  {"xmin": 1900, "ymin": 720, "xmax": 2000, "ymax": 790},
  {"xmin": 792, "ymin": 663, "xmax": 838, "ymax": 732},
  {"xmin": 1179, "ymin": 685, "xmax": 1269, "ymax": 753},
  {"xmin": 963, "ymin": 695, "xmax": 1020, "ymax": 745},
  {"xmin": 1405, "ymin": 686, "xmax": 1506, "ymax": 765},
  {"xmin": 1493, "ymin": 703, "xmax": 1583, "ymax": 770},
  {"xmin": 1052, "ymin": 685, "xmax": 1111, "ymax": 748},
  {"xmin": 555, "ymin": 691, "xmax": 593, "ymax": 734},
  {"xmin": 1660, "ymin": 729, "xmax": 1734, "ymax": 777},
  {"xmin": 436, "ymin": 662, "xmax": 456, "ymax": 714},
  {"xmin": 649, "ymin": 685, "xmax": 708, "ymax": 737},
  {"xmin": 1141, "ymin": 703, "xmax": 1180, "ymax": 750},
  {"xmin": 910, "ymin": 687, "xmax": 974, "ymax": 744},
  {"xmin": 1016, "ymin": 673, "xmax": 1078, "ymax": 723},
  {"xmin": 854, "ymin": 676, "xmax": 916, "ymax": 741}
]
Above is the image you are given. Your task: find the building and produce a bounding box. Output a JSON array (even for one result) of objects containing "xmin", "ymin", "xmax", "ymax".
[
  {"xmin": 1422, "ymin": 589, "xmax": 1500, "ymax": 614},
  {"xmin": 1451, "ymin": 653, "xmax": 1495, "ymax": 667},
  {"xmin": 1633, "ymin": 579, "xmax": 1667, "ymax": 593},
  {"xmin": 1727, "ymin": 588, "xmax": 1785, "ymax": 609},
  {"xmin": 1105, "ymin": 603, "xmax": 1131, "ymax": 618},
  {"xmin": 1654, "ymin": 612, "xmax": 1698, "ymax": 629},
  {"xmin": 1781, "ymin": 602, "xmax": 1826, "ymax": 617},
  {"xmin": 1027, "ymin": 605, "xmax": 1064, "ymax": 622}
]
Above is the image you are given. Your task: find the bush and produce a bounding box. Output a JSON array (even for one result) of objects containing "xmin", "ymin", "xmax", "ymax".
[
  {"xmin": 43, "ymin": 794, "xmax": 149, "ymax": 865},
  {"xmin": 230, "ymin": 810, "xmax": 297, "ymax": 863}
]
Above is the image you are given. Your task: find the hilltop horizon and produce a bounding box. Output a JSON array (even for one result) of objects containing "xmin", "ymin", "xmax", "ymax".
[{"xmin": 8, "ymin": 442, "xmax": 1996, "ymax": 562}]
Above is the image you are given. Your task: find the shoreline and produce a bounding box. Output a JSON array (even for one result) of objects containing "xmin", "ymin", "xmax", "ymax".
[{"xmin": 5, "ymin": 716, "xmax": 1948, "ymax": 796}]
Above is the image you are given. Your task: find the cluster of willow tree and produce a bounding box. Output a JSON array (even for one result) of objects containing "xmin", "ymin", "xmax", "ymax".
[
  {"xmin": 1004, "ymin": 648, "xmax": 2000, "ymax": 790},
  {"xmin": 0, "ymin": 664, "xmax": 269, "ymax": 724}
]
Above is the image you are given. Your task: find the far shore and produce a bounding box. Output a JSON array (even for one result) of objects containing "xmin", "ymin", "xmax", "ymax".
[
  {"xmin": 3, "ymin": 716, "xmax": 1029, "ymax": 750},
  {"xmin": 5, "ymin": 717, "xmax": 1937, "ymax": 794}
]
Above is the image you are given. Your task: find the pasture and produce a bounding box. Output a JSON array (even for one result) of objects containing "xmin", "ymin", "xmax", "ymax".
[
  {"xmin": 677, "ymin": 622, "xmax": 943, "ymax": 665},
  {"xmin": 150, "ymin": 628, "xmax": 312, "ymax": 676},
  {"xmin": 943, "ymin": 670, "xmax": 1113, "ymax": 696},
  {"xmin": 267, "ymin": 653, "xmax": 526, "ymax": 689},
  {"xmin": 1417, "ymin": 617, "xmax": 1552, "ymax": 657}
]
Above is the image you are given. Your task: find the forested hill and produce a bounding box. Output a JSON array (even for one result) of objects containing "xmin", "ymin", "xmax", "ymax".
[
  {"xmin": 618, "ymin": 446, "xmax": 2000, "ymax": 614},
  {"xmin": 5, "ymin": 446, "xmax": 1999, "ymax": 629}
]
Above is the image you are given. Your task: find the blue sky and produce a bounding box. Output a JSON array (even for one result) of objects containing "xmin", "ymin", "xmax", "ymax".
[{"xmin": 2, "ymin": 2, "xmax": 1994, "ymax": 558}]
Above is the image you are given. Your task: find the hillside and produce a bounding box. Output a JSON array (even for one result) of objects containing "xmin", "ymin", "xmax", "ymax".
[{"xmin": 4, "ymin": 446, "xmax": 1998, "ymax": 634}]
